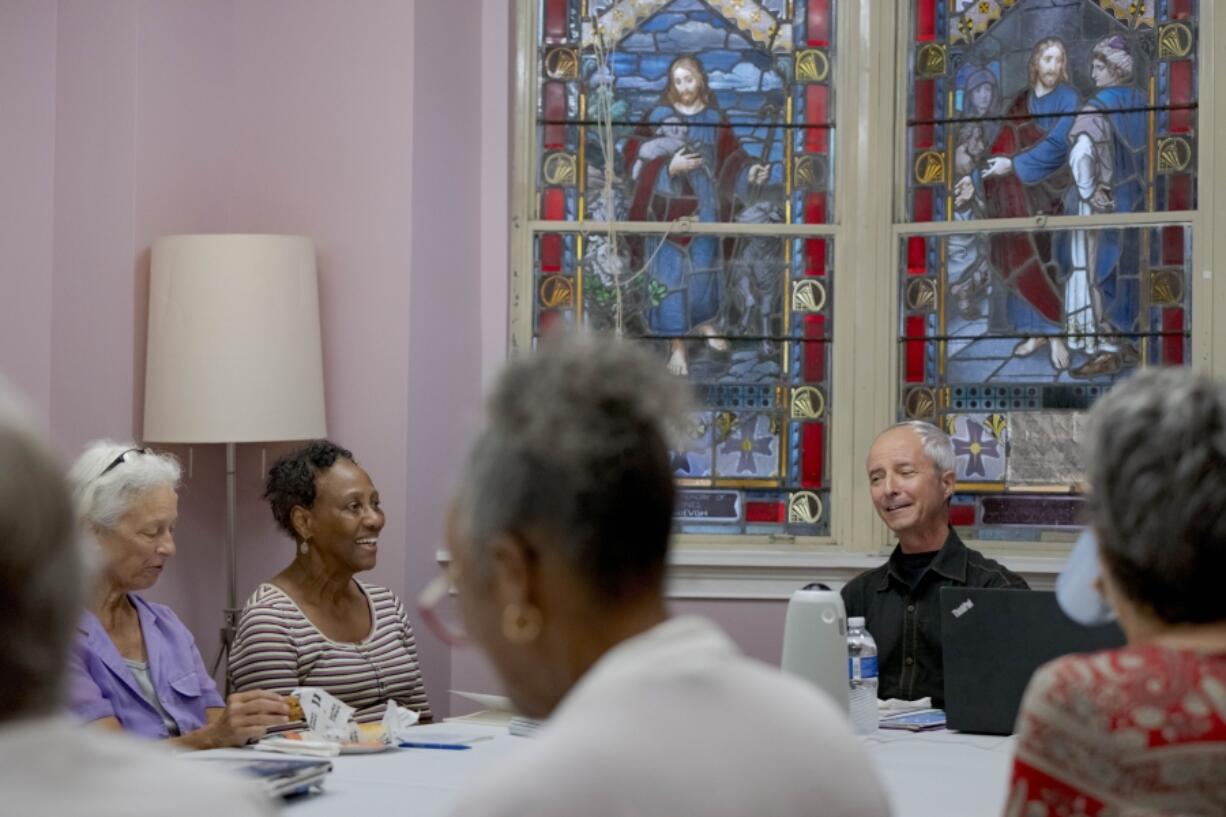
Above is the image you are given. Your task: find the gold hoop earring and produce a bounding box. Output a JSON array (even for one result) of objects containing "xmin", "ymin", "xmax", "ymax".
[{"xmin": 501, "ymin": 603, "xmax": 543, "ymax": 644}]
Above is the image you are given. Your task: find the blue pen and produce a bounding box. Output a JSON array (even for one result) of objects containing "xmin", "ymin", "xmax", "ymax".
[{"xmin": 398, "ymin": 741, "xmax": 472, "ymax": 751}]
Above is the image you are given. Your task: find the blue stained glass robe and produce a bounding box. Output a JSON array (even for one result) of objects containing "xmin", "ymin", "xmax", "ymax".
[
  {"xmin": 628, "ymin": 105, "xmax": 755, "ymax": 334},
  {"xmin": 985, "ymin": 84, "xmax": 1080, "ymax": 334},
  {"xmin": 1081, "ymin": 85, "xmax": 1147, "ymax": 333}
]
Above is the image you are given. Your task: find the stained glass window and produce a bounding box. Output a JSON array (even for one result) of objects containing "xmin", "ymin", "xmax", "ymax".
[
  {"xmin": 898, "ymin": 0, "xmax": 1197, "ymax": 542},
  {"xmin": 533, "ymin": 0, "xmax": 836, "ymax": 536},
  {"xmin": 905, "ymin": 0, "xmax": 1198, "ymax": 223}
]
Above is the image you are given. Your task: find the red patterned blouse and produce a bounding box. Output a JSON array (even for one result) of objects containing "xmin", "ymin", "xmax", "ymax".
[{"xmin": 1006, "ymin": 645, "xmax": 1226, "ymax": 817}]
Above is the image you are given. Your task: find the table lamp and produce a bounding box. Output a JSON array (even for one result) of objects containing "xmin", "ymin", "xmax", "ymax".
[{"xmin": 143, "ymin": 234, "xmax": 326, "ymax": 688}]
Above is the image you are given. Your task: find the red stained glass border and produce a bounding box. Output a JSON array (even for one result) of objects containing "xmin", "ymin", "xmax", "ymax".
[
  {"xmin": 807, "ymin": 0, "xmax": 830, "ymax": 47},
  {"xmin": 801, "ymin": 423, "xmax": 825, "ymax": 489},
  {"xmin": 542, "ymin": 82, "xmax": 566, "ymax": 149},
  {"xmin": 804, "ymin": 315, "xmax": 827, "ymax": 382},
  {"xmin": 746, "ymin": 501, "xmax": 786, "ymax": 524},
  {"xmin": 907, "ymin": 237, "xmax": 926, "ymax": 276},
  {"xmin": 543, "ymin": 0, "xmax": 567, "ymax": 42},
  {"xmin": 805, "ymin": 85, "xmax": 830, "ymax": 151},
  {"xmin": 1163, "ymin": 308, "xmax": 1186, "ymax": 366},
  {"xmin": 904, "ymin": 315, "xmax": 926, "ymax": 383},
  {"xmin": 915, "ymin": 0, "xmax": 936, "ymax": 42}
]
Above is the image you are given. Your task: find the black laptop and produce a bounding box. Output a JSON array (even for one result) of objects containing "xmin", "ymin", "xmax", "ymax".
[{"xmin": 939, "ymin": 587, "xmax": 1124, "ymax": 735}]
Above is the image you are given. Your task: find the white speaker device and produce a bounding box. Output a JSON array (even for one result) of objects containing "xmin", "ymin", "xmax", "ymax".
[{"xmin": 781, "ymin": 583, "xmax": 849, "ymax": 713}]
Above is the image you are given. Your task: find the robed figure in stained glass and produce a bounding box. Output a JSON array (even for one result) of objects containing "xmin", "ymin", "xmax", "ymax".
[
  {"xmin": 949, "ymin": 68, "xmax": 1000, "ymax": 318},
  {"xmin": 979, "ymin": 37, "xmax": 1080, "ymax": 372},
  {"xmin": 1065, "ymin": 36, "xmax": 1146, "ymax": 378},
  {"xmin": 626, "ymin": 55, "xmax": 771, "ymax": 376}
]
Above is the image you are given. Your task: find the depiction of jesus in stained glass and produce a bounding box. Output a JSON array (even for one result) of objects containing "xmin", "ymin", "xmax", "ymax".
[
  {"xmin": 625, "ymin": 55, "xmax": 773, "ymax": 376},
  {"xmin": 978, "ymin": 37, "xmax": 1079, "ymax": 372}
]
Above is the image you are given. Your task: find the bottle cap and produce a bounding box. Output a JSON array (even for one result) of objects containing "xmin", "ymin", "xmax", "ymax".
[{"xmin": 848, "ymin": 616, "xmax": 865, "ymax": 628}]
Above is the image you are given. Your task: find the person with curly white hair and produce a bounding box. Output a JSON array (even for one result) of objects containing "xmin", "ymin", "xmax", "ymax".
[{"xmin": 65, "ymin": 440, "xmax": 287, "ymax": 747}]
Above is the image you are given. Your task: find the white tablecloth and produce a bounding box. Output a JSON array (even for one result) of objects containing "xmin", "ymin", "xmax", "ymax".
[
  {"xmin": 863, "ymin": 729, "xmax": 1013, "ymax": 817},
  {"xmin": 195, "ymin": 721, "xmax": 1014, "ymax": 817}
]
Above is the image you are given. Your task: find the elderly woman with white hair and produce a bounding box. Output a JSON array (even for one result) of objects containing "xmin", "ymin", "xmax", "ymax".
[
  {"xmin": 65, "ymin": 441, "xmax": 288, "ymax": 748},
  {"xmin": 433, "ymin": 335, "xmax": 889, "ymax": 817},
  {"xmin": 1005, "ymin": 368, "xmax": 1226, "ymax": 816}
]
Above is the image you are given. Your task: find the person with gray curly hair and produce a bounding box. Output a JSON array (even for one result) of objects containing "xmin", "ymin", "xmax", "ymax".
[
  {"xmin": 841, "ymin": 420, "xmax": 1027, "ymax": 707},
  {"xmin": 434, "ymin": 334, "xmax": 889, "ymax": 817},
  {"xmin": 0, "ymin": 385, "xmax": 274, "ymax": 816},
  {"xmin": 65, "ymin": 440, "xmax": 288, "ymax": 747},
  {"xmin": 1007, "ymin": 368, "xmax": 1226, "ymax": 815}
]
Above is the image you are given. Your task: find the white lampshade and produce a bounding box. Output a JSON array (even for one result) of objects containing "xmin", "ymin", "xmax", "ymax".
[{"xmin": 143, "ymin": 234, "xmax": 326, "ymax": 443}]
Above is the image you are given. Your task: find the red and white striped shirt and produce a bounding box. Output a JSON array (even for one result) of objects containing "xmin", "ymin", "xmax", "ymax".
[{"xmin": 229, "ymin": 582, "xmax": 432, "ymax": 724}]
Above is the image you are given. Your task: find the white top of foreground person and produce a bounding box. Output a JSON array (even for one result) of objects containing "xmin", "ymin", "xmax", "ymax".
[
  {"xmin": 451, "ymin": 615, "xmax": 891, "ymax": 817},
  {"xmin": 437, "ymin": 334, "xmax": 890, "ymax": 817}
]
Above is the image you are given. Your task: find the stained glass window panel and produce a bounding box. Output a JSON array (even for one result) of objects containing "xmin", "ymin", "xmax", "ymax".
[
  {"xmin": 898, "ymin": 225, "xmax": 1190, "ymax": 400},
  {"xmin": 905, "ymin": 0, "xmax": 1198, "ymax": 223},
  {"xmin": 530, "ymin": 228, "xmax": 833, "ymax": 536},
  {"xmin": 896, "ymin": 223, "xmax": 1190, "ymax": 538},
  {"xmin": 535, "ymin": 0, "xmax": 836, "ymax": 225},
  {"xmin": 531, "ymin": 0, "xmax": 838, "ymax": 539}
]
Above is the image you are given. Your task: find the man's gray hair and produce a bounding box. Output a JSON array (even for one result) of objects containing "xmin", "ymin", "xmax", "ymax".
[
  {"xmin": 887, "ymin": 420, "xmax": 955, "ymax": 475},
  {"xmin": 455, "ymin": 333, "xmax": 690, "ymax": 601},
  {"xmin": 0, "ymin": 380, "xmax": 81, "ymax": 720},
  {"xmin": 67, "ymin": 440, "xmax": 181, "ymax": 530},
  {"xmin": 1086, "ymin": 367, "xmax": 1226, "ymax": 624}
]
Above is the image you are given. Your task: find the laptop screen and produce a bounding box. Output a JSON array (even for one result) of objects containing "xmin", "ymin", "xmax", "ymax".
[{"xmin": 939, "ymin": 587, "xmax": 1124, "ymax": 735}]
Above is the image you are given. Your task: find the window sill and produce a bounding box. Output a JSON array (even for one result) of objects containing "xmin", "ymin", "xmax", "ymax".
[{"xmin": 434, "ymin": 547, "xmax": 1067, "ymax": 600}]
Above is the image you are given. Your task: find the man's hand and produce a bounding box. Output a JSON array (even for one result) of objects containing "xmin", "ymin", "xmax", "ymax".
[
  {"xmin": 668, "ymin": 150, "xmax": 705, "ymax": 176},
  {"xmin": 982, "ymin": 156, "xmax": 1013, "ymax": 178},
  {"xmin": 748, "ymin": 163, "xmax": 771, "ymax": 185}
]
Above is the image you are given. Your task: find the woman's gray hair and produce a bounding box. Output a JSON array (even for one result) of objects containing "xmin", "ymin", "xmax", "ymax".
[
  {"xmin": 0, "ymin": 380, "xmax": 81, "ymax": 719},
  {"xmin": 888, "ymin": 420, "xmax": 955, "ymax": 475},
  {"xmin": 1086, "ymin": 367, "xmax": 1226, "ymax": 624},
  {"xmin": 455, "ymin": 333, "xmax": 691, "ymax": 602},
  {"xmin": 67, "ymin": 440, "xmax": 181, "ymax": 530}
]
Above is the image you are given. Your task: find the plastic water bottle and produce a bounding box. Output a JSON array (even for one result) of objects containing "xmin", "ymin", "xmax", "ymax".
[{"xmin": 847, "ymin": 616, "xmax": 879, "ymax": 735}]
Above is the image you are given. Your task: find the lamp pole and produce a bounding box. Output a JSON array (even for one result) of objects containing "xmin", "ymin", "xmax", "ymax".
[{"xmin": 211, "ymin": 442, "xmax": 240, "ymax": 693}]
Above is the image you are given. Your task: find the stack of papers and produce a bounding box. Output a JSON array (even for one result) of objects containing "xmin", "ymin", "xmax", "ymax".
[
  {"xmin": 190, "ymin": 757, "xmax": 332, "ymax": 798},
  {"xmin": 878, "ymin": 708, "xmax": 947, "ymax": 732}
]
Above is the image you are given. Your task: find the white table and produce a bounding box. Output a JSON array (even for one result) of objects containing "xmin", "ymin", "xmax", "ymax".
[
  {"xmin": 196, "ymin": 721, "xmax": 1013, "ymax": 817},
  {"xmin": 863, "ymin": 729, "xmax": 1013, "ymax": 817}
]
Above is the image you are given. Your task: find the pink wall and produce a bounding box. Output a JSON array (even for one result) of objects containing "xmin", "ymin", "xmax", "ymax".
[
  {"xmin": 406, "ymin": 0, "xmax": 488, "ymax": 709},
  {"xmin": 50, "ymin": 0, "xmax": 141, "ymax": 454},
  {"xmin": 0, "ymin": 1, "xmax": 57, "ymax": 427},
  {"xmin": 223, "ymin": 0, "xmax": 419, "ymax": 648}
]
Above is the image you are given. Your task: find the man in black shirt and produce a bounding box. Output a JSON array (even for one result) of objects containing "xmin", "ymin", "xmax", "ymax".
[{"xmin": 841, "ymin": 421, "xmax": 1028, "ymax": 706}]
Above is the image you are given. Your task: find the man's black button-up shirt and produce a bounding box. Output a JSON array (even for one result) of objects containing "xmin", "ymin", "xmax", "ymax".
[{"xmin": 840, "ymin": 528, "xmax": 1029, "ymax": 707}]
